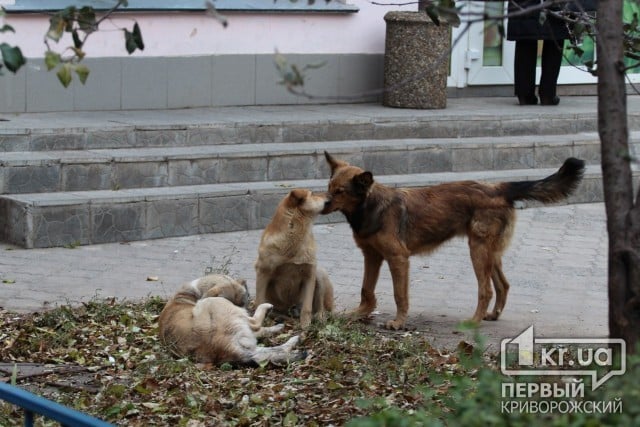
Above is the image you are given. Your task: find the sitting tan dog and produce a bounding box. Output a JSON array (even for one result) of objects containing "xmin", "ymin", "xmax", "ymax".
[
  {"xmin": 254, "ymin": 189, "xmax": 334, "ymax": 328},
  {"xmin": 158, "ymin": 274, "xmax": 304, "ymax": 365}
]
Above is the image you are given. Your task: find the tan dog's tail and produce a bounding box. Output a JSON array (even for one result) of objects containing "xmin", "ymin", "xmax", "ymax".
[{"xmin": 502, "ymin": 158, "xmax": 585, "ymax": 204}]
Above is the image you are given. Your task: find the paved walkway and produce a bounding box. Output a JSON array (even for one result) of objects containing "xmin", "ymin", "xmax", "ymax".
[{"xmin": 0, "ymin": 202, "xmax": 608, "ymax": 350}]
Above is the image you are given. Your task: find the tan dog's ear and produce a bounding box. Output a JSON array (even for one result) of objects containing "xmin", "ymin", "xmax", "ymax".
[
  {"xmin": 353, "ymin": 171, "xmax": 374, "ymax": 195},
  {"xmin": 324, "ymin": 151, "xmax": 347, "ymax": 177},
  {"xmin": 289, "ymin": 188, "xmax": 307, "ymax": 206}
]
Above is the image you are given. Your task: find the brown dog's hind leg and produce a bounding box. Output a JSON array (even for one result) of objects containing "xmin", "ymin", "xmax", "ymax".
[
  {"xmin": 486, "ymin": 259, "xmax": 510, "ymax": 320},
  {"xmin": 386, "ymin": 254, "xmax": 410, "ymax": 330},
  {"xmin": 468, "ymin": 237, "xmax": 495, "ymax": 324}
]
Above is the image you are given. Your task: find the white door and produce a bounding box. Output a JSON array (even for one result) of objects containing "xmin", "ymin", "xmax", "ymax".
[
  {"xmin": 458, "ymin": 1, "xmax": 640, "ymax": 86},
  {"xmin": 464, "ymin": 1, "xmax": 514, "ymax": 86}
]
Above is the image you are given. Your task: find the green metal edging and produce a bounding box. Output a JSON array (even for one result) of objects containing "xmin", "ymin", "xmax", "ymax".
[{"xmin": 3, "ymin": 0, "xmax": 359, "ymax": 13}]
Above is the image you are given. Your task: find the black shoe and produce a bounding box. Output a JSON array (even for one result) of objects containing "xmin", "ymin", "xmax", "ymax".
[
  {"xmin": 517, "ymin": 95, "xmax": 538, "ymax": 105},
  {"xmin": 540, "ymin": 96, "xmax": 560, "ymax": 106}
]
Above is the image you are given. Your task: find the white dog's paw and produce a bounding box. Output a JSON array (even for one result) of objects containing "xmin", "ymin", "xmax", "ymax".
[
  {"xmin": 284, "ymin": 335, "xmax": 300, "ymax": 350},
  {"xmin": 256, "ymin": 303, "xmax": 273, "ymax": 312},
  {"xmin": 273, "ymin": 323, "xmax": 285, "ymax": 332}
]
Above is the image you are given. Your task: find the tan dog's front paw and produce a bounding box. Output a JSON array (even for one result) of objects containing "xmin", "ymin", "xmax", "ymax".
[
  {"xmin": 300, "ymin": 310, "xmax": 313, "ymax": 328},
  {"xmin": 385, "ymin": 319, "xmax": 405, "ymax": 330},
  {"xmin": 314, "ymin": 309, "xmax": 326, "ymax": 323}
]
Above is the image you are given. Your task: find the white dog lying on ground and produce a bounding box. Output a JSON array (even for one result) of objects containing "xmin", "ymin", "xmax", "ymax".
[{"xmin": 158, "ymin": 274, "xmax": 304, "ymax": 365}]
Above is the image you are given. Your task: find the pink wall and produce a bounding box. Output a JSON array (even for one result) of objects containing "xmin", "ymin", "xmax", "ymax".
[{"xmin": 2, "ymin": 1, "xmax": 414, "ymax": 58}]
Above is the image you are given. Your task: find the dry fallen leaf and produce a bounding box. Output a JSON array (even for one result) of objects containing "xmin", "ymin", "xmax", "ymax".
[{"xmin": 0, "ymin": 298, "xmax": 500, "ymax": 426}]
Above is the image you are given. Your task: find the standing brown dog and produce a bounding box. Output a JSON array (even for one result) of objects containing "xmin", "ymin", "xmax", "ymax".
[{"xmin": 322, "ymin": 152, "xmax": 585, "ymax": 330}]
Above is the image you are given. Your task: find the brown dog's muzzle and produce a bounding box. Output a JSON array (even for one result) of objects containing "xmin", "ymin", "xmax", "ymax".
[{"xmin": 321, "ymin": 198, "xmax": 334, "ymax": 215}]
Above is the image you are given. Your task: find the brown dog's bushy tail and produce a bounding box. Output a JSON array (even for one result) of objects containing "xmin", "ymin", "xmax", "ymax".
[{"xmin": 503, "ymin": 158, "xmax": 585, "ymax": 204}]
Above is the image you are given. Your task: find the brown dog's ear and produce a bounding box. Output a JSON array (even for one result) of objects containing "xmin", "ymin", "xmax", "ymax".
[
  {"xmin": 324, "ymin": 151, "xmax": 347, "ymax": 177},
  {"xmin": 353, "ymin": 171, "xmax": 374, "ymax": 195}
]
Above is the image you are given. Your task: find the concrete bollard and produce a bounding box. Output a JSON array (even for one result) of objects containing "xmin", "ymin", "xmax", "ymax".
[{"xmin": 383, "ymin": 11, "xmax": 451, "ymax": 109}]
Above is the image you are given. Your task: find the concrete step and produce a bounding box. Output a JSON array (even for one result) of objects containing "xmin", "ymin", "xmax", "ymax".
[
  {"xmin": 1, "ymin": 131, "xmax": 624, "ymax": 194},
  {"xmin": 2, "ymin": 164, "xmax": 636, "ymax": 249},
  {"xmin": 2, "ymin": 98, "xmax": 639, "ymax": 249},
  {"xmin": 0, "ymin": 100, "xmax": 615, "ymax": 152}
]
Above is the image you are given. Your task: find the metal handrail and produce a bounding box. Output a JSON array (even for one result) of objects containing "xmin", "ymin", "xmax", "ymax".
[{"xmin": 0, "ymin": 382, "xmax": 112, "ymax": 427}]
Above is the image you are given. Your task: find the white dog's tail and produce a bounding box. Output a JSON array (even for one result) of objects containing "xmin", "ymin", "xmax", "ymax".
[{"xmin": 250, "ymin": 336, "xmax": 306, "ymax": 366}]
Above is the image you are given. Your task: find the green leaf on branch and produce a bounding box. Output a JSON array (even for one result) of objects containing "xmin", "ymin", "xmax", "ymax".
[
  {"xmin": 573, "ymin": 22, "xmax": 585, "ymax": 38},
  {"xmin": 124, "ymin": 31, "xmax": 136, "ymax": 54},
  {"xmin": 538, "ymin": 10, "xmax": 547, "ymax": 26},
  {"xmin": 0, "ymin": 24, "xmax": 15, "ymax": 33},
  {"xmin": 274, "ymin": 52, "xmax": 304, "ymax": 89},
  {"xmin": 302, "ymin": 60, "xmax": 327, "ymax": 71},
  {"xmin": 571, "ymin": 45, "xmax": 585, "ymax": 58},
  {"xmin": 438, "ymin": 0, "xmax": 461, "ymax": 27},
  {"xmin": 78, "ymin": 6, "xmax": 97, "ymax": 34},
  {"xmin": 57, "ymin": 63, "xmax": 73, "ymax": 88},
  {"xmin": 133, "ymin": 22, "xmax": 144, "ymax": 50},
  {"xmin": 0, "ymin": 43, "xmax": 26, "ymax": 73},
  {"xmin": 75, "ymin": 64, "xmax": 90, "ymax": 85},
  {"xmin": 60, "ymin": 6, "xmax": 77, "ymax": 23},
  {"xmin": 44, "ymin": 51, "xmax": 61, "ymax": 71},
  {"xmin": 425, "ymin": 5, "xmax": 441, "ymax": 26},
  {"xmin": 124, "ymin": 22, "xmax": 144, "ymax": 54},
  {"xmin": 47, "ymin": 15, "xmax": 65, "ymax": 42}
]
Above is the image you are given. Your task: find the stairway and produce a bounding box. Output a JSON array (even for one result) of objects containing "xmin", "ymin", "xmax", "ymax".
[{"xmin": 1, "ymin": 98, "xmax": 638, "ymax": 248}]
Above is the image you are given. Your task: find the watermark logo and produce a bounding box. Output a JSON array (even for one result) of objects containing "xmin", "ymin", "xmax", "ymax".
[
  {"xmin": 501, "ymin": 325, "xmax": 626, "ymax": 391},
  {"xmin": 500, "ymin": 326, "xmax": 625, "ymax": 414}
]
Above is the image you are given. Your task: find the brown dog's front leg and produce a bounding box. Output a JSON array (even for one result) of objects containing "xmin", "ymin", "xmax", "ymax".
[
  {"xmin": 387, "ymin": 254, "xmax": 410, "ymax": 330},
  {"xmin": 352, "ymin": 248, "xmax": 383, "ymax": 319}
]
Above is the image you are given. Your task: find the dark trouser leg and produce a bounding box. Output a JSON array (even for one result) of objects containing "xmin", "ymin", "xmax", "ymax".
[
  {"xmin": 514, "ymin": 40, "xmax": 537, "ymax": 99},
  {"xmin": 539, "ymin": 39, "xmax": 565, "ymax": 100}
]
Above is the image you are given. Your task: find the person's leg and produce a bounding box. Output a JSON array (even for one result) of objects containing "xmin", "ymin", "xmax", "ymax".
[
  {"xmin": 514, "ymin": 40, "xmax": 538, "ymax": 105},
  {"xmin": 539, "ymin": 39, "xmax": 565, "ymax": 105}
]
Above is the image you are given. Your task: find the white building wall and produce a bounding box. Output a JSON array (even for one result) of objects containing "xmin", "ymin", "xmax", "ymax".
[
  {"xmin": 3, "ymin": 1, "xmax": 413, "ymax": 58},
  {"xmin": 0, "ymin": 1, "xmax": 418, "ymax": 112}
]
